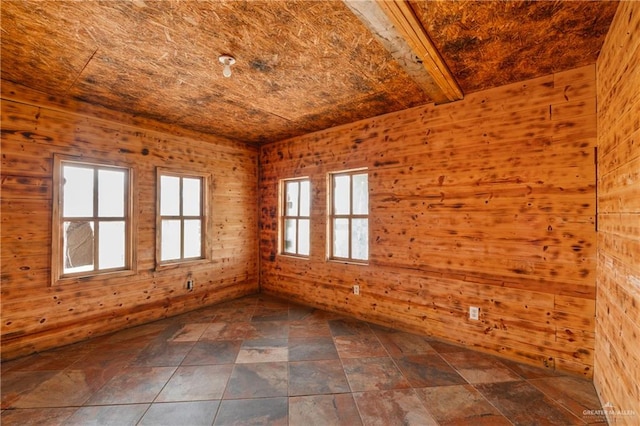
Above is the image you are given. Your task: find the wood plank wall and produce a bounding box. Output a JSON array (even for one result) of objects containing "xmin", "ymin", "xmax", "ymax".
[
  {"xmin": 594, "ymin": 2, "xmax": 640, "ymax": 423},
  {"xmin": 1, "ymin": 81, "xmax": 259, "ymax": 360},
  {"xmin": 260, "ymin": 66, "xmax": 598, "ymax": 376}
]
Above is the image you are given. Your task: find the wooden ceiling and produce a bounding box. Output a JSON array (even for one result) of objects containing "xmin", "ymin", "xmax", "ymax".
[{"xmin": 1, "ymin": 0, "xmax": 617, "ymax": 145}]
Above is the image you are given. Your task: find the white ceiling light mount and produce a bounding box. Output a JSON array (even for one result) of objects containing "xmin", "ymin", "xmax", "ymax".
[{"xmin": 218, "ymin": 54, "xmax": 236, "ymax": 78}]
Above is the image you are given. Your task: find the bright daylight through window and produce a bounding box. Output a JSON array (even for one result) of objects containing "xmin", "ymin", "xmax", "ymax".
[
  {"xmin": 330, "ymin": 170, "xmax": 368, "ymax": 262},
  {"xmin": 158, "ymin": 172, "xmax": 205, "ymax": 263},
  {"xmin": 282, "ymin": 178, "xmax": 310, "ymax": 256},
  {"xmin": 53, "ymin": 158, "xmax": 132, "ymax": 282}
]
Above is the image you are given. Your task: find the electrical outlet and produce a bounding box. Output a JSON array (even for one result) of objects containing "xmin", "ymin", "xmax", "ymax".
[
  {"xmin": 353, "ymin": 285, "xmax": 360, "ymax": 295},
  {"xmin": 186, "ymin": 279, "xmax": 194, "ymax": 291},
  {"xmin": 469, "ymin": 306, "xmax": 480, "ymax": 320}
]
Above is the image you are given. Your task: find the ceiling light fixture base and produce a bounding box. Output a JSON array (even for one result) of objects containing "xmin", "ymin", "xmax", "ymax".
[{"xmin": 219, "ymin": 54, "xmax": 236, "ymax": 78}]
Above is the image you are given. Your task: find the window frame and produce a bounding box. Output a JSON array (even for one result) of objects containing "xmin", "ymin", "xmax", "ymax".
[
  {"xmin": 51, "ymin": 154, "xmax": 136, "ymax": 286},
  {"xmin": 279, "ymin": 177, "xmax": 311, "ymax": 258},
  {"xmin": 156, "ymin": 168, "xmax": 210, "ymax": 269},
  {"xmin": 328, "ymin": 168, "xmax": 369, "ymax": 264}
]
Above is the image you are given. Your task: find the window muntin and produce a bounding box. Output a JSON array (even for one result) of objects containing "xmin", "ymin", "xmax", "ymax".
[
  {"xmin": 281, "ymin": 178, "xmax": 310, "ymax": 256},
  {"xmin": 53, "ymin": 157, "xmax": 133, "ymax": 283},
  {"xmin": 157, "ymin": 171, "xmax": 206, "ymax": 264},
  {"xmin": 329, "ymin": 170, "xmax": 369, "ymax": 262}
]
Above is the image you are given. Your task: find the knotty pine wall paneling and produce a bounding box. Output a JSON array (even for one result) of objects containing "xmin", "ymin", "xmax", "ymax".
[
  {"xmin": 594, "ymin": 2, "xmax": 640, "ymax": 423},
  {"xmin": 1, "ymin": 81, "xmax": 259, "ymax": 360},
  {"xmin": 260, "ymin": 66, "xmax": 598, "ymax": 376}
]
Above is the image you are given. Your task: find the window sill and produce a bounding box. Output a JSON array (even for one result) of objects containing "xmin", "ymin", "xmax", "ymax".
[
  {"xmin": 155, "ymin": 258, "xmax": 210, "ymax": 272},
  {"xmin": 53, "ymin": 269, "xmax": 136, "ymax": 286},
  {"xmin": 327, "ymin": 258, "xmax": 369, "ymax": 266},
  {"xmin": 278, "ymin": 253, "xmax": 310, "ymax": 261}
]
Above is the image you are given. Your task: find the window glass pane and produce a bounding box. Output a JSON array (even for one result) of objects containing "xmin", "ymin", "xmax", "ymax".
[
  {"xmin": 63, "ymin": 221, "xmax": 94, "ymax": 273},
  {"xmin": 284, "ymin": 218, "xmax": 297, "ymax": 254},
  {"xmin": 352, "ymin": 173, "xmax": 368, "ymax": 215},
  {"xmin": 99, "ymin": 221, "xmax": 125, "ymax": 269},
  {"xmin": 98, "ymin": 169, "xmax": 125, "ymax": 217},
  {"xmin": 299, "ymin": 180, "xmax": 310, "ymax": 217},
  {"xmin": 333, "ymin": 175, "xmax": 350, "ymax": 215},
  {"xmin": 160, "ymin": 176, "xmax": 180, "ymax": 216},
  {"xmin": 63, "ymin": 166, "xmax": 93, "ymax": 217},
  {"xmin": 183, "ymin": 178, "xmax": 201, "ymax": 216},
  {"xmin": 333, "ymin": 218, "xmax": 349, "ymax": 258},
  {"xmin": 351, "ymin": 218, "xmax": 369, "ymax": 260},
  {"xmin": 161, "ymin": 219, "xmax": 181, "ymax": 261},
  {"xmin": 298, "ymin": 219, "xmax": 310, "ymax": 256},
  {"xmin": 285, "ymin": 181, "xmax": 299, "ymax": 216},
  {"xmin": 184, "ymin": 219, "xmax": 202, "ymax": 258}
]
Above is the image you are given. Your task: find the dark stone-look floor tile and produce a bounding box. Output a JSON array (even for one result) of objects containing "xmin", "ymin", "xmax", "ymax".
[
  {"xmin": 441, "ymin": 351, "xmax": 523, "ymax": 384},
  {"xmin": 1, "ymin": 371, "xmax": 58, "ymax": 409},
  {"xmin": 182, "ymin": 340, "xmax": 242, "ymax": 365},
  {"xmin": 529, "ymin": 376, "xmax": 607, "ymax": 424},
  {"xmin": 11, "ymin": 369, "xmax": 112, "ymax": 408},
  {"xmin": 289, "ymin": 337, "xmax": 338, "ymax": 361},
  {"xmin": 0, "ymin": 357, "xmax": 26, "ymax": 375},
  {"xmin": 251, "ymin": 307, "xmax": 290, "ymax": 322},
  {"xmin": 252, "ymin": 321, "xmax": 289, "ymax": 339},
  {"xmin": 374, "ymin": 330, "xmax": 437, "ymax": 357},
  {"xmin": 236, "ymin": 338, "xmax": 288, "ymax": 363},
  {"xmin": 476, "ymin": 380, "xmax": 584, "ymax": 425},
  {"xmin": 177, "ymin": 307, "xmax": 219, "ymax": 322},
  {"xmin": 289, "ymin": 321, "xmax": 332, "ymax": 338},
  {"xmin": 214, "ymin": 397, "xmax": 287, "ymax": 426},
  {"xmin": 354, "ymin": 389, "xmax": 438, "ymax": 425},
  {"xmin": 138, "ymin": 401, "xmax": 220, "ymax": 426},
  {"xmin": 255, "ymin": 295, "xmax": 290, "ymax": 308},
  {"xmin": 223, "ymin": 362, "xmax": 288, "ymax": 399},
  {"xmin": 210, "ymin": 308, "xmax": 254, "ymax": 323},
  {"xmin": 334, "ymin": 335, "xmax": 387, "ymax": 358},
  {"xmin": 132, "ymin": 341, "xmax": 194, "ymax": 367},
  {"xmin": 288, "ymin": 304, "xmax": 317, "ymax": 321},
  {"xmin": 342, "ymin": 357, "xmax": 411, "ymax": 391},
  {"xmin": 395, "ymin": 354, "xmax": 467, "ymax": 387},
  {"xmin": 201, "ymin": 322, "xmax": 259, "ymax": 341},
  {"xmin": 167, "ymin": 323, "xmax": 210, "ymax": 342},
  {"xmin": 302, "ymin": 310, "xmax": 345, "ymax": 322},
  {"xmin": 86, "ymin": 367, "xmax": 176, "ymax": 405},
  {"xmin": 102, "ymin": 323, "xmax": 168, "ymax": 345},
  {"xmin": 289, "ymin": 394, "xmax": 362, "ymax": 425},
  {"xmin": 71, "ymin": 341, "xmax": 142, "ymax": 370},
  {"xmin": 2, "ymin": 343, "xmax": 91, "ymax": 373},
  {"xmin": 428, "ymin": 340, "xmax": 470, "ymax": 353},
  {"xmin": 0, "ymin": 407, "xmax": 76, "ymax": 426},
  {"xmin": 289, "ymin": 360, "xmax": 350, "ymax": 396},
  {"xmin": 156, "ymin": 364, "xmax": 232, "ymax": 402},
  {"xmin": 415, "ymin": 384, "xmax": 511, "ymax": 425},
  {"xmin": 329, "ymin": 318, "xmax": 374, "ymax": 336},
  {"xmin": 500, "ymin": 358, "xmax": 563, "ymax": 379},
  {"xmin": 64, "ymin": 404, "xmax": 149, "ymax": 426}
]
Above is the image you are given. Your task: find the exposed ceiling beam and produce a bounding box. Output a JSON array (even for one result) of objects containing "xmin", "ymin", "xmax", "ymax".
[{"xmin": 344, "ymin": 0, "xmax": 463, "ymax": 104}]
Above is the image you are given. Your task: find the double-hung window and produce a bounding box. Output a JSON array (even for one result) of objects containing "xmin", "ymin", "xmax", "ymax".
[
  {"xmin": 52, "ymin": 156, "xmax": 134, "ymax": 284},
  {"xmin": 281, "ymin": 178, "xmax": 310, "ymax": 256},
  {"xmin": 329, "ymin": 169, "xmax": 369, "ymax": 262},
  {"xmin": 157, "ymin": 170, "xmax": 207, "ymax": 265}
]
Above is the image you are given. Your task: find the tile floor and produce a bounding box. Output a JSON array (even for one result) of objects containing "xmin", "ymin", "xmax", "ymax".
[{"xmin": 1, "ymin": 294, "xmax": 607, "ymax": 425}]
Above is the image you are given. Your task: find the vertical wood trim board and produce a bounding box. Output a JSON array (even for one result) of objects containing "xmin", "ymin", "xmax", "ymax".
[
  {"xmin": 1, "ymin": 81, "xmax": 260, "ymax": 360},
  {"xmin": 260, "ymin": 66, "xmax": 598, "ymax": 376},
  {"xmin": 595, "ymin": 1, "xmax": 640, "ymax": 423}
]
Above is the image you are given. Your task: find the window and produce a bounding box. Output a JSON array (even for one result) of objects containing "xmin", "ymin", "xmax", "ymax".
[
  {"xmin": 329, "ymin": 170, "xmax": 369, "ymax": 262},
  {"xmin": 52, "ymin": 156, "xmax": 134, "ymax": 284},
  {"xmin": 157, "ymin": 170, "xmax": 207, "ymax": 265},
  {"xmin": 281, "ymin": 178, "xmax": 310, "ymax": 256}
]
